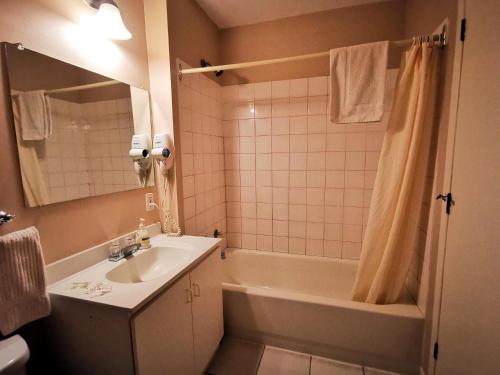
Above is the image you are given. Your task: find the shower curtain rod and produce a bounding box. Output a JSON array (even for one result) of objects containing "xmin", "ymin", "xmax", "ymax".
[
  {"xmin": 178, "ymin": 28, "xmax": 447, "ymax": 78},
  {"xmin": 44, "ymin": 80, "xmax": 121, "ymax": 95},
  {"xmin": 11, "ymin": 80, "xmax": 121, "ymax": 97}
]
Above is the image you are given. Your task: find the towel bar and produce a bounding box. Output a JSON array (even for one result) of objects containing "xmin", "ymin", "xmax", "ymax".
[{"xmin": 0, "ymin": 211, "xmax": 15, "ymax": 225}]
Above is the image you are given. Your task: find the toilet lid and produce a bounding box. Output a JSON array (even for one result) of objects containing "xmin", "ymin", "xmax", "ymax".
[{"xmin": 0, "ymin": 335, "xmax": 30, "ymax": 372}]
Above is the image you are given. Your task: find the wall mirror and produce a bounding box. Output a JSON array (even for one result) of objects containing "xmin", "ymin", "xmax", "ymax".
[{"xmin": 4, "ymin": 43, "xmax": 154, "ymax": 207}]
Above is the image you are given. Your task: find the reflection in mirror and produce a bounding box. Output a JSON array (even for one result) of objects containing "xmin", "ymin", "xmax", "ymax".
[{"xmin": 4, "ymin": 43, "xmax": 154, "ymax": 207}]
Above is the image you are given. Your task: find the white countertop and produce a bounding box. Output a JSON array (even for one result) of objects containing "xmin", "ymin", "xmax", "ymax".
[{"xmin": 47, "ymin": 234, "xmax": 221, "ymax": 312}]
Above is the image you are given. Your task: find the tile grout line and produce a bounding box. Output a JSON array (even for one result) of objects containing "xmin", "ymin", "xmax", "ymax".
[
  {"xmin": 322, "ymin": 109, "xmax": 327, "ymax": 257},
  {"xmin": 305, "ymin": 86, "xmax": 309, "ymax": 257},
  {"xmin": 252, "ymin": 92, "xmax": 256, "ymax": 250},
  {"xmin": 286, "ymin": 93, "xmax": 290, "ymax": 255},
  {"xmin": 270, "ymin": 82, "xmax": 274, "ymax": 253}
]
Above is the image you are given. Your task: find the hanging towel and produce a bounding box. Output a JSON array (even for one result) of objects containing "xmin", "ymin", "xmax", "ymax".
[
  {"xmin": 329, "ymin": 41, "xmax": 389, "ymax": 123},
  {"xmin": 0, "ymin": 227, "xmax": 51, "ymax": 335},
  {"xmin": 17, "ymin": 90, "xmax": 52, "ymax": 140}
]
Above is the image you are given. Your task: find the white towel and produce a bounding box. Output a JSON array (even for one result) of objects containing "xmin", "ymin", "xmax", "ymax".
[
  {"xmin": 0, "ymin": 227, "xmax": 51, "ymax": 335},
  {"xmin": 329, "ymin": 41, "xmax": 388, "ymax": 123},
  {"xmin": 17, "ymin": 90, "xmax": 52, "ymax": 140}
]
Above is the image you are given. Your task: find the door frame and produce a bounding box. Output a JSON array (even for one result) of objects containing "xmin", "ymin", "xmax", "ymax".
[{"xmin": 426, "ymin": 1, "xmax": 465, "ymax": 374}]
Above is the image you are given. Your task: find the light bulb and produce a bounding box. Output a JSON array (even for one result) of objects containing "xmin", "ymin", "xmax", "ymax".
[{"xmin": 96, "ymin": 3, "xmax": 132, "ymax": 40}]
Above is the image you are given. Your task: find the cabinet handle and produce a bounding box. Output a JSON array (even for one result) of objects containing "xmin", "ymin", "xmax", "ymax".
[
  {"xmin": 192, "ymin": 283, "xmax": 200, "ymax": 297},
  {"xmin": 185, "ymin": 288, "xmax": 193, "ymax": 303}
]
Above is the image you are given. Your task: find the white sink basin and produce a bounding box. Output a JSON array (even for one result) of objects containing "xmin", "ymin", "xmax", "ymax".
[{"xmin": 105, "ymin": 246, "xmax": 192, "ymax": 284}]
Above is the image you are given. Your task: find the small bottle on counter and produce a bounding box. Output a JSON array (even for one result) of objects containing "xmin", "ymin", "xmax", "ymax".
[{"xmin": 136, "ymin": 218, "xmax": 151, "ymax": 249}]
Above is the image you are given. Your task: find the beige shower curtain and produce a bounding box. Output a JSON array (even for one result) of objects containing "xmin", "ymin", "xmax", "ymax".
[
  {"xmin": 12, "ymin": 97, "xmax": 50, "ymax": 207},
  {"xmin": 351, "ymin": 41, "xmax": 440, "ymax": 304}
]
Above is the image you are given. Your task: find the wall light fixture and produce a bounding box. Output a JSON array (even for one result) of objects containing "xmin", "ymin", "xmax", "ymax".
[{"xmin": 85, "ymin": 0, "xmax": 132, "ymax": 40}]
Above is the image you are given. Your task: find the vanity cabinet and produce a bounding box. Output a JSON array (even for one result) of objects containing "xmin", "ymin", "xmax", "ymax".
[
  {"xmin": 132, "ymin": 249, "xmax": 223, "ymax": 375},
  {"xmin": 47, "ymin": 247, "xmax": 223, "ymax": 375},
  {"xmin": 133, "ymin": 273, "xmax": 195, "ymax": 374},
  {"xmin": 190, "ymin": 247, "xmax": 224, "ymax": 374}
]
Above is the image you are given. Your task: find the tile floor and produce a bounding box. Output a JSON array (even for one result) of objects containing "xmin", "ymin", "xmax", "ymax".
[{"xmin": 206, "ymin": 338, "xmax": 400, "ymax": 375}]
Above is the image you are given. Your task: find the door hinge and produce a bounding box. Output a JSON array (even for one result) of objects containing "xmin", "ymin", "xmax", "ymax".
[
  {"xmin": 460, "ymin": 18, "xmax": 466, "ymax": 42},
  {"xmin": 436, "ymin": 192, "xmax": 454, "ymax": 215},
  {"xmin": 433, "ymin": 342, "xmax": 439, "ymax": 360}
]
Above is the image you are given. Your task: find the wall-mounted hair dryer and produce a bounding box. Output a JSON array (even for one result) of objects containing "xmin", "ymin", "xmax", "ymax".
[
  {"xmin": 151, "ymin": 132, "xmax": 181, "ymax": 237},
  {"xmin": 129, "ymin": 134, "xmax": 151, "ymax": 186},
  {"xmin": 151, "ymin": 132, "xmax": 174, "ymax": 176}
]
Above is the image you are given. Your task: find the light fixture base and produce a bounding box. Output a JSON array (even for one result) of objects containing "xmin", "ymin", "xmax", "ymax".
[{"xmin": 85, "ymin": 0, "xmax": 117, "ymax": 10}]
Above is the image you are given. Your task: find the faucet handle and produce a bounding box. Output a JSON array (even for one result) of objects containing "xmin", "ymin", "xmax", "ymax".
[
  {"xmin": 108, "ymin": 241, "xmax": 121, "ymax": 260},
  {"xmin": 122, "ymin": 243, "xmax": 141, "ymax": 257},
  {"xmin": 124, "ymin": 235, "xmax": 137, "ymax": 246}
]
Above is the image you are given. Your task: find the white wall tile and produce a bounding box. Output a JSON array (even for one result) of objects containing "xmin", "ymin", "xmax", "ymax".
[
  {"xmin": 220, "ymin": 70, "xmax": 406, "ymax": 261},
  {"xmin": 308, "ymin": 76, "xmax": 328, "ymax": 96},
  {"xmin": 290, "ymin": 78, "xmax": 308, "ymax": 98},
  {"xmin": 271, "ymin": 80, "xmax": 290, "ymax": 99}
]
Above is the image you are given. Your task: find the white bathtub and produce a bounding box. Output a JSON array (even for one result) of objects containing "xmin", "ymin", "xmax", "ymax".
[{"xmin": 222, "ymin": 249, "xmax": 423, "ymax": 374}]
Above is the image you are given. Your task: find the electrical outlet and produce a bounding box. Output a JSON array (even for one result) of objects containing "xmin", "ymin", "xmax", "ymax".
[{"xmin": 145, "ymin": 193, "xmax": 155, "ymax": 211}]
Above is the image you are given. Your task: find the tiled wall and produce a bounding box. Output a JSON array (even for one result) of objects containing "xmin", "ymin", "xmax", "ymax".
[
  {"xmin": 220, "ymin": 70, "xmax": 398, "ymax": 260},
  {"xmin": 40, "ymin": 98, "xmax": 89, "ymax": 203},
  {"xmin": 84, "ymin": 98, "xmax": 138, "ymax": 195},
  {"xmin": 178, "ymin": 63, "xmax": 227, "ymax": 238},
  {"xmin": 39, "ymin": 97, "xmax": 137, "ymax": 204}
]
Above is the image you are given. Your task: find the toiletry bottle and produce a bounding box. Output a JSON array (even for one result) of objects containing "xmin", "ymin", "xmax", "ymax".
[{"xmin": 136, "ymin": 218, "xmax": 151, "ymax": 249}]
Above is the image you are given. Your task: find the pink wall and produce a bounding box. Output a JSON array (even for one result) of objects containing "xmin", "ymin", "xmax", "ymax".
[{"xmin": 219, "ymin": 1, "xmax": 405, "ymax": 85}]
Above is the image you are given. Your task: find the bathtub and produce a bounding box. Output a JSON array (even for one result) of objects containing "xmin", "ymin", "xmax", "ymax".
[{"xmin": 222, "ymin": 248, "xmax": 423, "ymax": 374}]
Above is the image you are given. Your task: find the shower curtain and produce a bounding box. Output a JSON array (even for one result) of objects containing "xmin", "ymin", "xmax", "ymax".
[{"xmin": 351, "ymin": 41, "xmax": 440, "ymax": 304}]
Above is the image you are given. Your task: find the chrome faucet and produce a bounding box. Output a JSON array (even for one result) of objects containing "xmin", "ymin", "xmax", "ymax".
[
  {"xmin": 108, "ymin": 242, "xmax": 141, "ymax": 262},
  {"xmin": 0, "ymin": 210, "xmax": 15, "ymax": 225},
  {"xmin": 122, "ymin": 243, "xmax": 141, "ymax": 258}
]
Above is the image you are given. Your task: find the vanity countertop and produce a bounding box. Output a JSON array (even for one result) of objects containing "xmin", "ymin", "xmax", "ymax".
[{"xmin": 47, "ymin": 234, "xmax": 221, "ymax": 312}]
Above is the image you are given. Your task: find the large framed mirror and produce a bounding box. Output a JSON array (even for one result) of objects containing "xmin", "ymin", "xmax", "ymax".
[{"xmin": 4, "ymin": 43, "xmax": 154, "ymax": 207}]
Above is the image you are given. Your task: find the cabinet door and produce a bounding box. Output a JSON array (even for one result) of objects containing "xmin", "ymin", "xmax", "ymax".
[
  {"xmin": 190, "ymin": 249, "xmax": 224, "ymax": 374},
  {"xmin": 133, "ymin": 273, "xmax": 195, "ymax": 375}
]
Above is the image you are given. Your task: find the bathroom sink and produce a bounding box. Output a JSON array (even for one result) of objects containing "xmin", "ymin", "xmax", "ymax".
[{"xmin": 105, "ymin": 246, "xmax": 192, "ymax": 284}]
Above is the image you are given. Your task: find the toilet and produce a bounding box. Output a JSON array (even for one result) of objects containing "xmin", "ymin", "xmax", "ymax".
[{"xmin": 0, "ymin": 335, "xmax": 29, "ymax": 375}]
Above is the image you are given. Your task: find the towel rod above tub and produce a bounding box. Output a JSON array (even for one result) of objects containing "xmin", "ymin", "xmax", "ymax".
[
  {"xmin": 10, "ymin": 79, "xmax": 121, "ymax": 98},
  {"xmin": 178, "ymin": 25, "xmax": 447, "ymax": 78},
  {"xmin": 0, "ymin": 211, "xmax": 15, "ymax": 225}
]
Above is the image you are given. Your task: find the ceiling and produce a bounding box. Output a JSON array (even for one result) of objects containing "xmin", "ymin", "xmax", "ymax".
[{"xmin": 195, "ymin": 0, "xmax": 395, "ymax": 29}]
